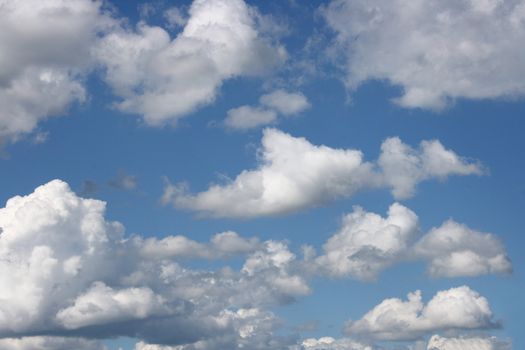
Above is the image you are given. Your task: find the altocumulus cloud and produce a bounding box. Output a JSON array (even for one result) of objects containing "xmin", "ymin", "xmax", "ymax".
[
  {"xmin": 163, "ymin": 128, "xmax": 483, "ymax": 218},
  {"xmin": 323, "ymin": 0, "xmax": 525, "ymax": 109}
]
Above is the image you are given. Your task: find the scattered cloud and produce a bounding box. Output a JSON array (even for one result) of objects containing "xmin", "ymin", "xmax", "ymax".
[
  {"xmin": 95, "ymin": 0, "xmax": 286, "ymax": 126},
  {"xmin": 108, "ymin": 171, "xmax": 138, "ymax": 191},
  {"xmin": 225, "ymin": 106, "xmax": 278, "ymax": 130},
  {"xmin": 323, "ymin": 0, "xmax": 525, "ymax": 109},
  {"xmin": 0, "ymin": 0, "xmax": 115, "ymax": 144},
  {"xmin": 225, "ymin": 90, "xmax": 310, "ymax": 131},
  {"xmin": 414, "ymin": 220, "xmax": 512, "ymax": 278},
  {"xmin": 345, "ymin": 286, "xmax": 497, "ymax": 341},
  {"xmin": 426, "ymin": 334, "xmax": 511, "ymax": 350},
  {"xmin": 164, "ymin": 128, "xmax": 483, "ymax": 218},
  {"xmin": 312, "ymin": 203, "xmax": 511, "ymax": 281},
  {"xmin": 315, "ymin": 203, "xmax": 419, "ymax": 280}
]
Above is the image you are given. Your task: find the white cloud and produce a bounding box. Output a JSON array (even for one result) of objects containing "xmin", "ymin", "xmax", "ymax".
[
  {"xmin": 138, "ymin": 231, "xmax": 260, "ymax": 260},
  {"xmin": 56, "ymin": 282, "xmax": 171, "ymax": 329},
  {"xmin": 414, "ymin": 220, "xmax": 512, "ymax": 277},
  {"xmin": 426, "ymin": 335, "xmax": 511, "ymax": 350},
  {"xmin": 164, "ymin": 128, "xmax": 482, "ymax": 218},
  {"xmin": 0, "ymin": 0, "xmax": 113, "ymax": 144},
  {"xmin": 0, "ymin": 337, "xmax": 107, "ymax": 350},
  {"xmin": 260, "ymin": 89, "xmax": 311, "ymax": 116},
  {"xmin": 378, "ymin": 137, "xmax": 484, "ymax": 199},
  {"xmin": 345, "ymin": 286, "xmax": 496, "ymax": 341},
  {"xmin": 0, "ymin": 180, "xmax": 307, "ymax": 348},
  {"xmin": 315, "ymin": 203, "xmax": 418, "ymax": 280},
  {"xmin": 225, "ymin": 90, "xmax": 310, "ymax": 131},
  {"xmin": 300, "ymin": 337, "xmax": 374, "ymax": 350},
  {"xmin": 323, "ymin": 0, "xmax": 525, "ymax": 109},
  {"xmin": 225, "ymin": 106, "xmax": 278, "ymax": 130},
  {"xmin": 95, "ymin": 0, "xmax": 286, "ymax": 126}
]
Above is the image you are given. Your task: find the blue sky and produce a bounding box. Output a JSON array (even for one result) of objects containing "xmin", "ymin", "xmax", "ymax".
[{"xmin": 0, "ymin": 0, "xmax": 524, "ymax": 349}]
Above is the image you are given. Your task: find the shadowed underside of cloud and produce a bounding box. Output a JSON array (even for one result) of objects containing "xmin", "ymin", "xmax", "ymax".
[
  {"xmin": 323, "ymin": 0, "xmax": 525, "ymax": 110},
  {"xmin": 163, "ymin": 128, "xmax": 484, "ymax": 218}
]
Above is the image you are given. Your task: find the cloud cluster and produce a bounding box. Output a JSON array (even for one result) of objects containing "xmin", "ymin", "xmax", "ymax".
[
  {"xmin": 323, "ymin": 0, "xmax": 525, "ymax": 109},
  {"xmin": 225, "ymin": 90, "xmax": 311, "ymax": 130},
  {"xmin": 315, "ymin": 203, "xmax": 418, "ymax": 280},
  {"xmin": 0, "ymin": 0, "xmax": 285, "ymax": 145},
  {"xmin": 345, "ymin": 286, "xmax": 496, "ymax": 341},
  {"xmin": 0, "ymin": 0, "xmax": 113, "ymax": 144},
  {"xmin": 0, "ymin": 180, "xmax": 512, "ymax": 348},
  {"xmin": 0, "ymin": 180, "xmax": 306, "ymax": 348},
  {"xmin": 414, "ymin": 220, "xmax": 512, "ymax": 277},
  {"xmin": 312, "ymin": 203, "xmax": 511, "ymax": 281},
  {"xmin": 164, "ymin": 128, "xmax": 483, "ymax": 218},
  {"xmin": 95, "ymin": 0, "xmax": 286, "ymax": 126}
]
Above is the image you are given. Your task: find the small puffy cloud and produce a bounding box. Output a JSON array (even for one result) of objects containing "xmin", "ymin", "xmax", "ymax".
[
  {"xmin": 260, "ymin": 89, "xmax": 311, "ymax": 116},
  {"xmin": 345, "ymin": 286, "xmax": 496, "ymax": 341},
  {"xmin": 95, "ymin": 0, "xmax": 286, "ymax": 126},
  {"xmin": 378, "ymin": 137, "xmax": 484, "ymax": 199},
  {"xmin": 300, "ymin": 337, "xmax": 374, "ymax": 350},
  {"xmin": 0, "ymin": 337, "xmax": 107, "ymax": 350},
  {"xmin": 0, "ymin": 0, "xmax": 114, "ymax": 144},
  {"xmin": 138, "ymin": 231, "xmax": 260, "ymax": 260},
  {"xmin": 426, "ymin": 334, "xmax": 511, "ymax": 350},
  {"xmin": 108, "ymin": 171, "xmax": 138, "ymax": 190},
  {"xmin": 164, "ymin": 128, "xmax": 482, "ymax": 218},
  {"xmin": 323, "ymin": 0, "xmax": 525, "ymax": 109},
  {"xmin": 315, "ymin": 203, "xmax": 418, "ymax": 280},
  {"xmin": 225, "ymin": 106, "xmax": 278, "ymax": 130},
  {"xmin": 414, "ymin": 220, "xmax": 512, "ymax": 278},
  {"xmin": 225, "ymin": 90, "xmax": 310, "ymax": 131}
]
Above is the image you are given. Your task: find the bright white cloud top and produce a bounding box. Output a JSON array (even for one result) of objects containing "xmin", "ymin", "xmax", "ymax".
[
  {"xmin": 324, "ymin": 0, "xmax": 525, "ymax": 109},
  {"xmin": 164, "ymin": 128, "xmax": 483, "ymax": 218},
  {"xmin": 96, "ymin": 0, "xmax": 285, "ymax": 126},
  {"xmin": 345, "ymin": 286, "xmax": 496, "ymax": 341}
]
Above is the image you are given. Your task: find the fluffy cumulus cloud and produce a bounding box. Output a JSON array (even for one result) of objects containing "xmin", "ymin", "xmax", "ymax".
[
  {"xmin": 225, "ymin": 90, "xmax": 310, "ymax": 130},
  {"xmin": 426, "ymin": 335, "xmax": 511, "ymax": 350},
  {"xmin": 164, "ymin": 128, "xmax": 482, "ymax": 218},
  {"xmin": 0, "ymin": 180, "xmax": 512, "ymax": 348},
  {"xmin": 323, "ymin": 0, "xmax": 525, "ymax": 109},
  {"xmin": 95, "ymin": 0, "xmax": 286, "ymax": 126},
  {"xmin": 315, "ymin": 203, "xmax": 418, "ymax": 280},
  {"xmin": 345, "ymin": 286, "xmax": 496, "ymax": 341},
  {"xmin": 0, "ymin": 0, "xmax": 114, "ymax": 144},
  {"xmin": 414, "ymin": 220, "xmax": 512, "ymax": 277},
  {"xmin": 309, "ymin": 203, "xmax": 510, "ymax": 281},
  {"xmin": 0, "ymin": 180, "xmax": 308, "ymax": 348}
]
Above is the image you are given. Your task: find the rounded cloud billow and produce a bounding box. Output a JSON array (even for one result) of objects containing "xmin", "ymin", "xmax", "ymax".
[{"xmin": 163, "ymin": 128, "xmax": 484, "ymax": 218}]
